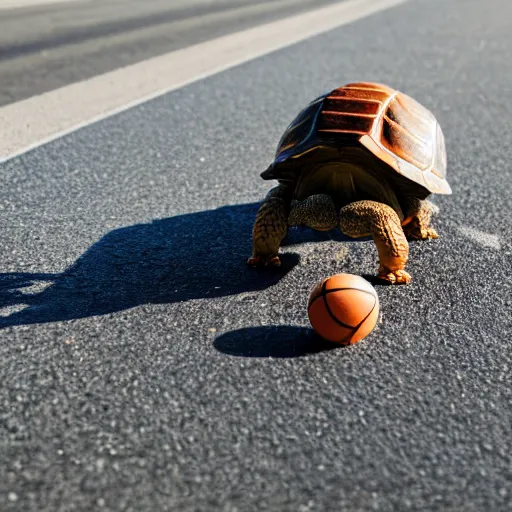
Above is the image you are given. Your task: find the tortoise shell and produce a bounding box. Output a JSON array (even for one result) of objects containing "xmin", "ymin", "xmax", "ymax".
[{"xmin": 262, "ymin": 82, "xmax": 451, "ymax": 196}]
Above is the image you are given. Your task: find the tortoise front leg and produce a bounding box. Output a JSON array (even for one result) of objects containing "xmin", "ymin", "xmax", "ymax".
[
  {"xmin": 339, "ymin": 200, "xmax": 411, "ymax": 284},
  {"xmin": 248, "ymin": 186, "xmax": 290, "ymax": 267},
  {"xmin": 402, "ymin": 197, "xmax": 439, "ymax": 240}
]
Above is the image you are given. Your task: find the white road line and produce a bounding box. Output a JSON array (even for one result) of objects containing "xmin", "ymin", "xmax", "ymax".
[
  {"xmin": 0, "ymin": 0, "xmax": 407, "ymax": 163},
  {"xmin": 0, "ymin": 0, "xmax": 82, "ymax": 10},
  {"xmin": 458, "ymin": 226, "xmax": 502, "ymax": 251}
]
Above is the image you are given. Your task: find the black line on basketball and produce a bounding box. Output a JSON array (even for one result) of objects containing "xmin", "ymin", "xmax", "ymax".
[
  {"xmin": 320, "ymin": 280, "xmax": 357, "ymax": 332},
  {"xmin": 308, "ymin": 280, "xmax": 327, "ymax": 308},
  {"xmin": 324, "ymin": 287, "xmax": 376, "ymax": 298},
  {"xmin": 354, "ymin": 296, "xmax": 378, "ymax": 331}
]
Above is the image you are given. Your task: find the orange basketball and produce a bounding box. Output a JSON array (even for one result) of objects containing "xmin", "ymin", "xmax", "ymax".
[{"xmin": 307, "ymin": 273, "xmax": 379, "ymax": 345}]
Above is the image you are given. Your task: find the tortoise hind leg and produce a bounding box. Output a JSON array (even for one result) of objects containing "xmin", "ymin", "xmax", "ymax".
[
  {"xmin": 339, "ymin": 200, "xmax": 411, "ymax": 284},
  {"xmin": 402, "ymin": 198, "xmax": 439, "ymax": 240},
  {"xmin": 248, "ymin": 186, "xmax": 290, "ymax": 267},
  {"xmin": 288, "ymin": 194, "xmax": 337, "ymax": 231}
]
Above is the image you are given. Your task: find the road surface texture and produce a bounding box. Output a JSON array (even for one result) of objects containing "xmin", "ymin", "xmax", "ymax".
[
  {"xmin": 0, "ymin": 0, "xmax": 343, "ymax": 106},
  {"xmin": 1, "ymin": 0, "xmax": 512, "ymax": 510}
]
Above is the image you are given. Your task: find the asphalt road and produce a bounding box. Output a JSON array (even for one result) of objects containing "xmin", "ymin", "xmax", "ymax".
[
  {"xmin": 1, "ymin": 0, "xmax": 512, "ymax": 510},
  {"xmin": 0, "ymin": 0, "xmax": 342, "ymax": 106}
]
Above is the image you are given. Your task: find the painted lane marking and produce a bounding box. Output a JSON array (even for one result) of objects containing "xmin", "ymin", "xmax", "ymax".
[{"xmin": 0, "ymin": 0, "xmax": 407, "ymax": 163}]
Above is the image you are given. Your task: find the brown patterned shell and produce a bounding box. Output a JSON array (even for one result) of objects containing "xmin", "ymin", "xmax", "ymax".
[{"xmin": 263, "ymin": 82, "xmax": 451, "ymax": 195}]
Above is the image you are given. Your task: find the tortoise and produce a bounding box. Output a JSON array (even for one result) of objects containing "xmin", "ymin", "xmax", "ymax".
[{"xmin": 247, "ymin": 81, "xmax": 451, "ymax": 284}]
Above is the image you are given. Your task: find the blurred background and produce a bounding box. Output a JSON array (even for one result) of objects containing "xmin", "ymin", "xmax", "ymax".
[{"xmin": 0, "ymin": 0, "xmax": 346, "ymax": 107}]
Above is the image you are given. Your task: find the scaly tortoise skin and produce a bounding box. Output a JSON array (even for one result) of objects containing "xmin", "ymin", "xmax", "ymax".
[{"xmin": 248, "ymin": 82, "xmax": 452, "ymax": 284}]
